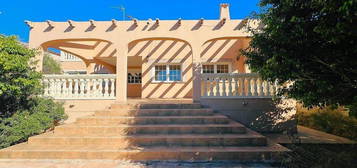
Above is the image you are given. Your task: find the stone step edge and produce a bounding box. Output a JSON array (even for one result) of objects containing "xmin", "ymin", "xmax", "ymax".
[
  {"xmin": 98, "ymin": 108, "xmax": 214, "ymax": 112},
  {"xmin": 1, "ymin": 145, "xmax": 289, "ymax": 152},
  {"xmin": 29, "ymin": 133, "xmax": 265, "ymax": 139},
  {"xmin": 56, "ymin": 123, "xmax": 245, "ymax": 128},
  {"xmin": 78, "ymin": 115, "xmax": 227, "ymax": 120}
]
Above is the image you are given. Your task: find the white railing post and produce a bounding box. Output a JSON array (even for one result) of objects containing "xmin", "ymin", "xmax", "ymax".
[
  {"xmin": 222, "ymin": 76, "xmax": 227, "ymax": 97},
  {"xmin": 234, "ymin": 77, "xmax": 239, "ymax": 96},
  {"xmin": 209, "ymin": 77, "xmax": 214, "ymax": 97},
  {"xmin": 110, "ymin": 78, "xmax": 115, "ymax": 98},
  {"xmin": 228, "ymin": 76, "xmax": 233, "ymax": 96},
  {"xmin": 240, "ymin": 77, "xmax": 245, "ymax": 96},
  {"xmin": 68, "ymin": 79, "xmax": 73, "ymax": 98},
  {"xmin": 43, "ymin": 79, "xmax": 49, "ymax": 96},
  {"xmin": 104, "ymin": 79, "xmax": 109, "ymax": 98},
  {"xmin": 215, "ymin": 76, "xmax": 220, "ymax": 97},
  {"xmin": 79, "ymin": 79, "xmax": 84, "ymax": 98}
]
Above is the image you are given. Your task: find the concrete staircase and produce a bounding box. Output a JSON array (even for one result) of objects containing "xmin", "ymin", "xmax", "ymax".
[{"xmin": 0, "ymin": 102, "xmax": 289, "ymax": 162}]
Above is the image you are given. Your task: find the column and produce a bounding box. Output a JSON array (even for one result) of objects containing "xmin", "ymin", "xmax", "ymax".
[
  {"xmin": 116, "ymin": 44, "xmax": 128, "ymax": 102},
  {"xmin": 192, "ymin": 44, "xmax": 202, "ymax": 103},
  {"xmin": 86, "ymin": 62, "xmax": 96, "ymax": 74}
]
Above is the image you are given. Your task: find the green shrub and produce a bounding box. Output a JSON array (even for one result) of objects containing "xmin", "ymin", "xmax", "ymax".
[
  {"xmin": 0, "ymin": 35, "xmax": 67, "ymax": 149},
  {"xmin": 297, "ymin": 105, "xmax": 357, "ymax": 141},
  {"xmin": 0, "ymin": 97, "xmax": 67, "ymax": 148},
  {"xmin": 42, "ymin": 53, "xmax": 62, "ymax": 74},
  {"xmin": 0, "ymin": 35, "xmax": 42, "ymax": 117},
  {"xmin": 346, "ymin": 96, "xmax": 357, "ymax": 118}
]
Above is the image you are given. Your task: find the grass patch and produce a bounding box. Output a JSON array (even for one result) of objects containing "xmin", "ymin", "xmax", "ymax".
[{"xmin": 297, "ymin": 105, "xmax": 357, "ymax": 141}]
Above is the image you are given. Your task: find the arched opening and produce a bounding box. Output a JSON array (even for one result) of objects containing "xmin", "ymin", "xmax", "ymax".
[{"xmin": 40, "ymin": 39, "xmax": 116, "ymax": 74}]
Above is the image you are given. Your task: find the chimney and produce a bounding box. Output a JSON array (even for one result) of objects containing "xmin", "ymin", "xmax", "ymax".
[{"xmin": 220, "ymin": 3, "xmax": 230, "ymax": 20}]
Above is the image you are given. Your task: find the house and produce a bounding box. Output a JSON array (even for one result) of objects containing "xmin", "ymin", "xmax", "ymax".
[{"xmin": 0, "ymin": 4, "xmax": 295, "ymax": 162}]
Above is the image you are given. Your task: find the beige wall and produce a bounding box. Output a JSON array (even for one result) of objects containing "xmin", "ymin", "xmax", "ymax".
[
  {"xmin": 127, "ymin": 38, "xmax": 249, "ymax": 99},
  {"xmin": 201, "ymin": 37, "xmax": 250, "ymax": 73},
  {"xmin": 129, "ymin": 39, "xmax": 193, "ymax": 98},
  {"xmin": 60, "ymin": 61, "xmax": 86, "ymax": 72}
]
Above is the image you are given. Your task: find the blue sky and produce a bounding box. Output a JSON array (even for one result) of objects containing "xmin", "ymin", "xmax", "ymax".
[{"xmin": 0, "ymin": 0, "xmax": 260, "ymax": 42}]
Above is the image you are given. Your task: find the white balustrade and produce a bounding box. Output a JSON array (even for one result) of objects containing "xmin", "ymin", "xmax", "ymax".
[
  {"xmin": 42, "ymin": 74, "xmax": 116, "ymax": 99},
  {"xmin": 60, "ymin": 52, "xmax": 82, "ymax": 62},
  {"xmin": 200, "ymin": 73, "xmax": 277, "ymax": 98}
]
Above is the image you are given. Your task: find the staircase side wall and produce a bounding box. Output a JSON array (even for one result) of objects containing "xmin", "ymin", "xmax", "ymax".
[{"xmin": 200, "ymin": 98, "xmax": 297, "ymax": 133}]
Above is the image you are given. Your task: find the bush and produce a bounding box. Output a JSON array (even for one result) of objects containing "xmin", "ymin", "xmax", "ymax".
[
  {"xmin": 0, "ymin": 35, "xmax": 42, "ymax": 117},
  {"xmin": 0, "ymin": 35, "xmax": 67, "ymax": 149},
  {"xmin": 0, "ymin": 97, "xmax": 67, "ymax": 148},
  {"xmin": 346, "ymin": 96, "xmax": 357, "ymax": 118},
  {"xmin": 42, "ymin": 53, "xmax": 62, "ymax": 74},
  {"xmin": 297, "ymin": 105, "xmax": 357, "ymax": 141}
]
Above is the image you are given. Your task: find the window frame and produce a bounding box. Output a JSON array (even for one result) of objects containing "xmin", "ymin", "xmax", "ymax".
[
  {"xmin": 201, "ymin": 63, "xmax": 231, "ymax": 74},
  {"xmin": 152, "ymin": 64, "xmax": 183, "ymax": 83},
  {"xmin": 127, "ymin": 72, "xmax": 142, "ymax": 84}
]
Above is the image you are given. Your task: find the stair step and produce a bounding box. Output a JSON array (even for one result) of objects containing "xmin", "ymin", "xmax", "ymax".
[
  {"xmin": 95, "ymin": 109, "xmax": 214, "ymax": 116},
  {"xmin": 54, "ymin": 123, "xmax": 247, "ymax": 135},
  {"xmin": 28, "ymin": 132, "xmax": 267, "ymax": 147},
  {"xmin": 0, "ymin": 143, "xmax": 289, "ymax": 161},
  {"xmin": 111, "ymin": 103, "xmax": 202, "ymax": 110},
  {"xmin": 76, "ymin": 115, "xmax": 229, "ymax": 125}
]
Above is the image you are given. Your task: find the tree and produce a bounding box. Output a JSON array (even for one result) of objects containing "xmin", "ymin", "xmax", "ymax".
[
  {"xmin": 242, "ymin": 0, "xmax": 357, "ymax": 112},
  {"xmin": 0, "ymin": 35, "xmax": 66, "ymax": 148},
  {"xmin": 0, "ymin": 35, "xmax": 42, "ymax": 117},
  {"xmin": 42, "ymin": 53, "xmax": 62, "ymax": 74}
]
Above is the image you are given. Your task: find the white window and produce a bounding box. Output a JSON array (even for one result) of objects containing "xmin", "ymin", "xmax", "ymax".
[
  {"xmin": 154, "ymin": 64, "xmax": 182, "ymax": 82},
  {"xmin": 202, "ymin": 63, "xmax": 230, "ymax": 74}
]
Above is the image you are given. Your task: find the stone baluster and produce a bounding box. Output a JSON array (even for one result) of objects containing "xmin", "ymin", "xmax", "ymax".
[
  {"xmin": 98, "ymin": 79, "xmax": 103, "ymax": 97},
  {"xmin": 104, "ymin": 78, "xmax": 109, "ymax": 97},
  {"xmin": 258, "ymin": 78, "xmax": 263, "ymax": 96},
  {"xmin": 247, "ymin": 77, "xmax": 252, "ymax": 96},
  {"xmin": 228, "ymin": 76, "xmax": 233, "ymax": 96},
  {"xmin": 61, "ymin": 79, "xmax": 67, "ymax": 98},
  {"xmin": 209, "ymin": 77, "xmax": 214, "ymax": 97},
  {"xmin": 215, "ymin": 76, "xmax": 220, "ymax": 97},
  {"xmin": 252, "ymin": 77, "xmax": 258, "ymax": 96},
  {"xmin": 49, "ymin": 79, "xmax": 55, "ymax": 96},
  {"xmin": 68, "ymin": 79, "xmax": 73, "ymax": 98},
  {"xmin": 43, "ymin": 79, "xmax": 49, "ymax": 96},
  {"xmin": 240, "ymin": 77, "xmax": 245, "ymax": 96},
  {"xmin": 74, "ymin": 79, "xmax": 79, "ymax": 98},
  {"xmin": 79, "ymin": 79, "xmax": 85, "ymax": 98},
  {"xmin": 55, "ymin": 79, "xmax": 61, "ymax": 98},
  {"xmin": 234, "ymin": 77, "xmax": 239, "ymax": 96},
  {"xmin": 85, "ymin": 78, "xmax": 90, "ymax": 98},
  {"xmin": 222, "ymin": 76, "xmax": 227, "ymax": 97},
  {"xmin": 267, "ymin": 82, "xmax": 271, "ymax": 96},
  {"xmin": 94, "ymin": 79, "xmax": 100, "ymax": 97},
  {"xmin": 110, "ymin": 78, "xmax": 115, "ymax": 98}
]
